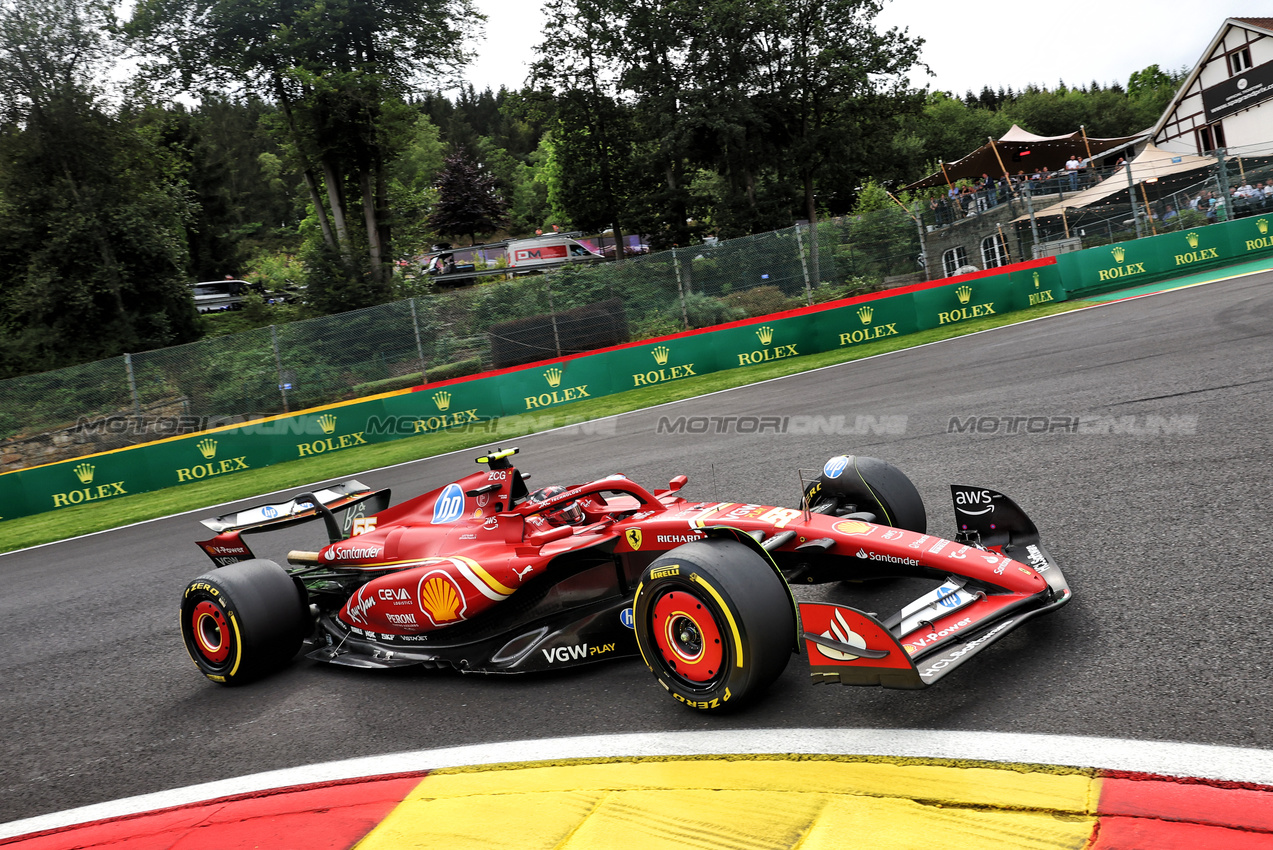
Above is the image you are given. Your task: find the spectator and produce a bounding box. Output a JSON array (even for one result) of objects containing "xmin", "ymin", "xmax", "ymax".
[{"xmin": 1065, "ymin": 154, "xmax": 1080, "ymax": 191}]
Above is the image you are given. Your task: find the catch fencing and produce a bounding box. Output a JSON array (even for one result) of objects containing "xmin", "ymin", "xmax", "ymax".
[{"xmin": 0, "ymin": 213, "xmax": 924, "ymax": 456}]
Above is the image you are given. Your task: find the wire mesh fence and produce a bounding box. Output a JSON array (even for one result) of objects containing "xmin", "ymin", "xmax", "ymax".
[
  {"xmin": 0, "ymin": 214, "xmax": 926, "ymax": 459},
  {"xmin": 10, "ymin": 143, "xmax": 1268, "ymax": 460}
]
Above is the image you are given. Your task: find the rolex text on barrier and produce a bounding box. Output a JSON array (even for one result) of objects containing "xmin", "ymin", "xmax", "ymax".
[
  {"xmin": 1222, "ymin": 214, "xmax": 1273, "ymax": 258},
  {"xmin": 151, "ymin": 430, "xmax": 274, "ymax": 488},
  {"xmin": 1007, "ymin": 263, "xmax": 1067, "ymax": 312},
  {"xmin": 912, "ymin": 272, "xmax": 1014, "ymax": 331},
  {"xmin": 607, "ymin": 336, "xmax": 720, "ymax": 391},
  {"xmin": 18, "ymin": 449, "xmax": 154, "ymax": 512},
  {"xmin": 497, "ymin": 354, "xmax": 616, "ymax": 414},
  {"xmin": 815, "ymin": 292, "xmax": 918, "ymax": 349},
  {"xmin": 713, "ymin": 315, "xmax": 824, "ymax": 370},
  {"xmin": 381, "ymin": 377, "xmax": 504, "ymax": 437}
]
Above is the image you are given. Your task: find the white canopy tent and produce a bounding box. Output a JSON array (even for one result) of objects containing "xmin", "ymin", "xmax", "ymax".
[
  {"xmin": 903, "ymin": 125, "xmax": 1145, "ymax": 191},
  {"xmin": 1016, "ymin": 143, "xmax": 1216, "ymax": 220}
]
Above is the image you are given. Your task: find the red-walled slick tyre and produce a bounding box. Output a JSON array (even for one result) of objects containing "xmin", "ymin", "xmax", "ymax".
[
  {"xmin": 180, "ymin": 559, "xmax": 310, "ymax": 685},
  {"xmin": 634, "ymin": 539, "xmax": 795, "ymax": 712}
]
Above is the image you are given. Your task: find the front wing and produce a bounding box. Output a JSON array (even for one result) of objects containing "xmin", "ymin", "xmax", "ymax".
[{"xmin": 799, "ymin": 543, "xmax": 1071, "ymax": 688}]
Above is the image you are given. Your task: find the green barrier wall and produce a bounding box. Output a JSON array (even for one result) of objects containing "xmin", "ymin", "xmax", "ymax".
[
  {"xmin": 4, "ymin": 220, "xmax": 1267, "ymax": 525},
  {"xmin": 606, "ymin": 337, "xmax": 719, "ymax": 393},
  {"xmin": 813, "ymin": 290, "xmax": 919, "ymax": 352}
]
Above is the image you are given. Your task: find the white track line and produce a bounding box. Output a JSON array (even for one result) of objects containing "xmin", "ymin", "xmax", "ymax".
[{"xmin": 5, "ymin": 728, "xmax": 1273, "ymax": 839}]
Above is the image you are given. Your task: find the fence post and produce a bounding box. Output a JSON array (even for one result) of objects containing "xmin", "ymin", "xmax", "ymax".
[
  {"xmin": 1024, "ymin": 182, "xmax": 1040, "ymax": 255},
  {"xmin": 794, "ymin": 224, "xmax": 812, "ymax": 304},
  {"xmin": 1216, "ymin": 148, "xmax": 1231, "ymax": 219},
  {"xmin": 672, "ymin": 246, "xmax": 690, "ymax": 329},
  {"xmin": 409, "ymin": 297, "xmax": 428, "ymax": 381},
  {"xmin": 808, "ymin": 219, "xmax": 821, "ymax": 302},
  {"xmin": 1125, "ymin": 162, "xmax": 1143, "ymax": 239},
  {"xmin": 270, "ymin": 324, "xmax": 290, "ymax": 413},
  {"xmin": 123, "ymin": 353, "xmax": 142, "ymax": 415},
  {"xmin": 544, "ymin": 278, "xmax": 562, "ymax": 357}
]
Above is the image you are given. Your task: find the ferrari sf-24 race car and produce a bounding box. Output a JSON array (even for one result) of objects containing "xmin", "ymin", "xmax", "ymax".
[{"xmin": 182, "ymin": 448, "xmax": 1072, "ymax": 711}]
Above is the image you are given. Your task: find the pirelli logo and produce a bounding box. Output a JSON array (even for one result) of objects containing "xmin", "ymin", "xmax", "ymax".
[{"xmin": 649, "ymin": 565, "xmax": 680, "ymax": 579}]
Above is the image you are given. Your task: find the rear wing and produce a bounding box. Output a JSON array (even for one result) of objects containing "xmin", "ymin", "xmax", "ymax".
[{"xmin": 196, "ymin": 480, "xmax": 390, "ymax": 567}]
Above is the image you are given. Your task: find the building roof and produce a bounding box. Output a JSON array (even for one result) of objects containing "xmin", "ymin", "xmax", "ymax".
[{"xmin": 1150, "ymin": 18, "xmax": 1273, "ymax": 140}]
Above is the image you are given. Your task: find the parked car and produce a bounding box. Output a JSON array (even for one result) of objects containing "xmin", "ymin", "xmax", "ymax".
[{"xmin": 190, "ymin": 279, "xmax": 263, "ymax": 313}]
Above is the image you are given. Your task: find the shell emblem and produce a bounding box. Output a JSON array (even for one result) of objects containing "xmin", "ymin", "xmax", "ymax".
[{"xmin": 419, "ymin": 575, "xmax": 464, "ymax": 624}]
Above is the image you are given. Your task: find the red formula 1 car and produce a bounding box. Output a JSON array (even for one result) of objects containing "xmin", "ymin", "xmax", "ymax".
[{"xmin": 181, "ymin": 448, "xmax": 1071, "ymax": 711}]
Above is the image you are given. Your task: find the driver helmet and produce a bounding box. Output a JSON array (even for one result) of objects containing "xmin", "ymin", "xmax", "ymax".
[{"xmin": 527, "ymin": 485, "xmax": 584, "ymax": 525}]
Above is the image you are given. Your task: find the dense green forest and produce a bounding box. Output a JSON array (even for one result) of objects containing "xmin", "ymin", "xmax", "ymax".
[{"xmin": 0, "ymin": 0, "xmax": 1183, "ymax": 380}]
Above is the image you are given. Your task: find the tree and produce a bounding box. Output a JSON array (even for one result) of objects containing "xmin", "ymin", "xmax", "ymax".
[
  {"xmin": 0, "ymin": 0, "xmax": 198, "ymax": 378},
  {"xmin": 126, "ymin": 0, "xmax": 479, "ymax": 307},
  {"xmin": 1127, "ymin": 64, "xmax": 1184, "ymax": 127},
  {"xmin": 428, "ymin": 152, "xmax": 509, "ymax": 245}
]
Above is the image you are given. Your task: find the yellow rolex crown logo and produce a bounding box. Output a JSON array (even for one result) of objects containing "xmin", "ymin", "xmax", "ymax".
[
  {"xmin": 73, "ymin": 462, "xmax": 95, "ymax": 484},
  {"xmin": 857, "ymin": 305, "xmax": 873, "ymax": 325},
  {"xmin": 1111, "ymin": 246, "xmax": 1126, "ymax": 263},
  {"xmin": 433, "ymin": 391, "xmax": 451, "ymax": 412},
  {"xmin": 544, "ymin": 367, "xmax": 563, "ymax": 388},
  {"xmin": 197, "ymin": 439, "xmax": 218, "ymax": 459},
  {"xmin": 755, "ymin": 325, "xmax": 774, "ymax": 345},
  {"xmin": 956, "ymin": 285, "xmax": 973, "ymax": 305},
  {"xmin": 1186, "ymin": 231, "xmax": 1199, "ymax": 249},
  {"xmin": 1032, "ymin": 272, "xmax": 1040, "ymax": 289},
  {"xmin": 1259, "ymin": 218, "xmax": 1269, "ymax": 235},
  {"xmin": 651, "ymin": 345, "xmax": 670, "ymax": 365},
  {"xmin": 317, "ymin": 414, "xmax": 338, "ymax": 434}
]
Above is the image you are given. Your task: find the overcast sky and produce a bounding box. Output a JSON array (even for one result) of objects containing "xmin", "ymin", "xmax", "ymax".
[{"xmin": 460, "ymin": 1, "xmax": 1259, "ymax": 96}]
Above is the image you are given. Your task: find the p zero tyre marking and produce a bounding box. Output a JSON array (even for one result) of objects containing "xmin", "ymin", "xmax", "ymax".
[
  {"xmin": 690, "ymin": 573, "xmax": 744, "ymax": 668},
  {"xmin": 652, "ymin": 591, "xmax": 724, "ymax": 683},
  {"xmin": 192, "ymin": 601, "xmax": 230, "ymax": 663}
]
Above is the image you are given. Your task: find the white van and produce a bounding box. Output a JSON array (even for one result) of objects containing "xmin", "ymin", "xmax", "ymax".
[{"xmin": 190, "ymin": 279, "xmax": 261, "ymax": 313}]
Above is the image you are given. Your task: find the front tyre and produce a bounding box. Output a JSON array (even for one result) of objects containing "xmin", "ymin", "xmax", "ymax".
[
  {"xmin": 634, "ymin": 539, "xmax": 795, "ymax": 712},
  {"xmin": 180, "ymin": 559, "xmax": 310, "ymax": 685}
]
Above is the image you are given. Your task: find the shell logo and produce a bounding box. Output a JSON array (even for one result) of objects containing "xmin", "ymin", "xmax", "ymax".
[
  {"xmin": 833, "ymin": 520, "xmax": 873, "ymax": 535},
  {"xmin": 418, "ymin": 574, "xmax": 464, "ymax": 625}
]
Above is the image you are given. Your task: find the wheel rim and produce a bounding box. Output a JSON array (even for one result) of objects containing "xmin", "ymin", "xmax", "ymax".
[
  {"xmin": 192, "ymin": 601, "xmax": 231, "ymax": 664},
  {"xmin": 650, "ymin": 589, "xmax": 724, "ymax": 684}
]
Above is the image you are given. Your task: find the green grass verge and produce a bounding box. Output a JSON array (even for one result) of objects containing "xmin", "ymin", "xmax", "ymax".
[{"xmin": 1, "ymin": 299, "xmax": 1089, "ymax": 554}]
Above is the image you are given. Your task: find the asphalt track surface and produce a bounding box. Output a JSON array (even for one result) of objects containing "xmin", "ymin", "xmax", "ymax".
[{"xmin": 3, "ymin": 270, "xmax": 1272, "ymax": 825}]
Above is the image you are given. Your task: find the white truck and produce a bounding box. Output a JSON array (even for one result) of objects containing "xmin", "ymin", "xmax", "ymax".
[{"xmin": 422, "ymin": 234, "xmax": 603, "ymax": 283}]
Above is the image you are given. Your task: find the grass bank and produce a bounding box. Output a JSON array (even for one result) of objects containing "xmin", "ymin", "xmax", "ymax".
[{"xmin": 1, "ymin": 299, "xmax": 1088, "ymax": 554}]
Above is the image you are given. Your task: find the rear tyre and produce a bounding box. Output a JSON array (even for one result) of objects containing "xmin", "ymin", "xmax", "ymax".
[
  {"xmin": 180, "ymin": 559, "xmax": 310, "ymax": 685},
  {"xmin": 804, "ymin": 454, "xmax": 926, "ymax": 533},
  {"xmin": 634, "ymin": 539, "xmax": 795, "ymax": 712}
]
